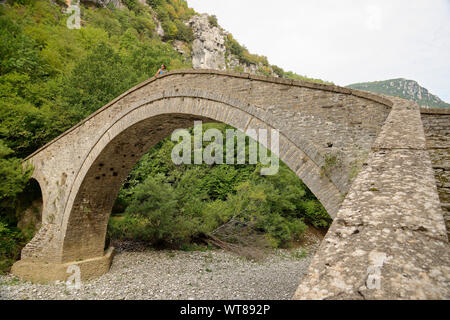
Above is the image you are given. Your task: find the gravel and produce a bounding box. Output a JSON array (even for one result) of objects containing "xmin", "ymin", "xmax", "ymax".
[{"xmin": 0, "ymin": 245, "xmax": 317, "ymax": 300}]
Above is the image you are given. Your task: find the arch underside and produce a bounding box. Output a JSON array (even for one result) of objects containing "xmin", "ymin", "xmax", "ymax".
[
  {"xmin": 60, "ymin": 96, "xmax": 344, "ymax": 262},
  {"xmin": 16, "ymin": 178, "xmax": 44, "ymax": 232}
]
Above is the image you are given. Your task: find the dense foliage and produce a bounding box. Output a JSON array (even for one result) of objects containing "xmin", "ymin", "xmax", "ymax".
[
  {"xmin": 109, "ymin": 124, "xmax": 331, "ymax": 249},
  {"xmin": 147, "ymin": 0, "xmax": 195, "ymax": 41},
  {"xmin": 0, "ymin": 0, "xmax": 330, "ymax": 272}
]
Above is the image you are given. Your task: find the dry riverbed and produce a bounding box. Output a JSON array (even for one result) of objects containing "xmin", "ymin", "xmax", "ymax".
[{"xmin": 0, "ymin": 243, "xmax": 318, "ymax": 300}]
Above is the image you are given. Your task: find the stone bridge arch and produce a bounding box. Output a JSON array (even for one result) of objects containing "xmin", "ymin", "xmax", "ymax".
[
  {"xmin": 11, "ymin": 70, "xmax": 449, "ymax": 299},
  {"xmin": 60, "ymin": 92, "xmax": 343, "ymax": 262}
]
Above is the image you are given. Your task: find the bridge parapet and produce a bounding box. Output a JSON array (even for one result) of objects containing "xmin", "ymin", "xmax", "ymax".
[
  {"xmin": 294, "ymin": 98, "xmax": 449, "ymax": 299},
  {"xmin": 420, "ymin": 108, "xmax": 450, "ymax": 240}
]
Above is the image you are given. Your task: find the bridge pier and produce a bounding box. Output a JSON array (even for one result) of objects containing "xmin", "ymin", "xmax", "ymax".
[{"xmin": 11, "ymin": 248, "xmax": 114, "ymax": 283}]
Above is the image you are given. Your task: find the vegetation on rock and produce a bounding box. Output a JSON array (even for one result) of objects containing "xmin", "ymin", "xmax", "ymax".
[{"xmin": 347, "ymin": 79, "xmax": 450, "ymax": 109}]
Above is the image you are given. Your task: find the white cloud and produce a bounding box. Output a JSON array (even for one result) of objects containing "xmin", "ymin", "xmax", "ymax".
[{"xmin": 187, "ymin": 0, "xmax": 450, "ymax": 102}]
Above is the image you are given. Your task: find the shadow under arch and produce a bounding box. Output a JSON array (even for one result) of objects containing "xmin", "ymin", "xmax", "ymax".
[
  {"xmin": 59, "ymin": 94, "xmax": 343, "ymax": 262},
  {"xmin": 16, "ymin": 177, "xmax": 44, "ymax": 233}
]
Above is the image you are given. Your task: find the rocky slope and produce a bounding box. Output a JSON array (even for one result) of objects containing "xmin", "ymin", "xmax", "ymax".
[
  {"xmin": 76, "ymin": 0, "xmax": 288, "ymax": 78},
  {"xmin": 347, "ymin": 79, "xmax": 450, "ymax": 109},
  {"xmin": 188, "ymin": 14, "xmax": 276, "ymax": 74}
]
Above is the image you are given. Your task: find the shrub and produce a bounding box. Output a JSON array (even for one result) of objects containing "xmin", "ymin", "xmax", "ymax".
[
  {"xmin": 225, "ymin": 34, "xmax": 245, "ymax": 58},
  {"xmin": 0, "ymin": 221, "xmax": 30, "ymax": 274},
  {"xmin": 175, "ymin": 20, "xmax": 193, "ymax": 42},
  {"xmin": 257, "ymin": 66, "xmax": 272, "ymax": 77},
  {"xmin": 208, "ymin": 15, "xmax": 218, "ymax": 28},
  {"xmin": 271, "ymin": 65, "xmax": 284, "ymax": 78},
  {"xmin": 320, "ymin": 153, "xmax": 341, "ymax": 178},
  {"xmin": 147, "ymin": 0, "xmax": 164, "ymax": 7},
  {"xmin": 109, "ymin": 174, "xmax": 210, "ymax": 247},
  {"xmin": 122, "ymin": 0, "xmax": 138, "ymax": 11},
  {"xmin": 64, "ymin": 42, "xmax": 139, "ymax": 118},
  {"xmin": 0, "ymin": 141, "xmax": 33, "ymax": 210},
  {"xmin": 300, "ymin": 200, "xmax": 331, "ymax": 228},
  {"xmin": 162, "ymin": 20, "xmax": 178, "ymax": 40},
  {"xmin": 225, "ymin": 34, "xmax": 269, "ymax": 67}
]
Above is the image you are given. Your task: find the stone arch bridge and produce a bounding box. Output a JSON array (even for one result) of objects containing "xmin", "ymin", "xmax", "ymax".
[{"xmin": 12, "ymin": 70, "xmax": 450, "ymax": 299}]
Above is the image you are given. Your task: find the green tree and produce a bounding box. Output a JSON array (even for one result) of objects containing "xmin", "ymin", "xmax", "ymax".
[
  {"xmin": 175, "ymin": 20, "xmax": 193, "ymax": 42},
  {"xmin": 110, "ymin": 174, "xmax": 208, "ymax": 246},
  {"xmin": 0, "ymin": 141, "xmax": 33, "ymax": 209},
  {"xmin": 64, "ymin": 42, "xmax": 139, "ymax": 118},
  {"xmin": 0, "ymin": 16, "xmax": 51, "ymax": 78}
]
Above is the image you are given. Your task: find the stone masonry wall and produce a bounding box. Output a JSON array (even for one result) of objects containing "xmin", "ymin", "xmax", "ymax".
[
  {"xmin": 294, "ymin": 98, "xmax": 449, "ymax": 299},
  {"xmin": 421, "ymin": 108, "xmax": 450, "ymax": 240},
  {"xmin": 21, "ymin": 70, "xmax": 391, "ymax": 263}
]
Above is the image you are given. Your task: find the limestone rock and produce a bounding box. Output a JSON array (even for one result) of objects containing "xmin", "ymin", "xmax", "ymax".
[
  {"xmin": 228, "ymin": 56, "xmax": 258, "ymax": 74},
  {"xmin": 173, "ymin": 40, "xmax": 187, "ymax": 55},
  {"xmin": 189, "ymin": 14, "xmax": 227, "ymax": 70},
  {"xmin": 155, "ymin": 18, "xmax": 165, "ymax": 38},
  {"xmin": 187, "ymin": 14, "xmax": 274, "ymax": 75}
]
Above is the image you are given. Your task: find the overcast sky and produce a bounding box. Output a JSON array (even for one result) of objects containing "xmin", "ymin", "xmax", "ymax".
[{"xmin": 187, "ymin": 0, "xmax": 450, "ymax": 102}]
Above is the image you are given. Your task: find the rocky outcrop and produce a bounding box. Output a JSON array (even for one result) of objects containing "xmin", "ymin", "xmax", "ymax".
[
  {"xmin": 189, "ymin": 14, "xmax": 227, "ymax": 70},
  {"xmin": 400, "ymin": 80, "xmax": 444, "ymax": 106},
  {"xmin": 75, "ymin": 3, "xmax": 272, "ymax": 75},
  {"xmin": 154, "ymin": 18, "xmax": 165, "ymax": 38},
  {"xmin": 227, "ymin": 56, "xmax": 260, "ymax": 74},
  {"xmin": 187, "ymin": 14, "xmax": 277, "ymax": 76}
]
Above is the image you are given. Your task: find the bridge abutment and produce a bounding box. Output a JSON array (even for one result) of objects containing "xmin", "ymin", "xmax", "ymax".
[{"xmin": 11, "ymin": 247, "xmax": 114, "ymax": 283}]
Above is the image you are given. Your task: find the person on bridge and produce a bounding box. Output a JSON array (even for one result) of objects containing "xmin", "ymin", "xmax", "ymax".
[{"xmin": 156, "ymin": 64, "xmax": 167, "ymax": 76}]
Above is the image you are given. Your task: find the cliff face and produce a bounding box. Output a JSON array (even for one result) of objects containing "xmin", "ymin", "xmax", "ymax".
[
  {"xmin": 189, "ymin": 14, "xmax": 227, "ymax": 70},
  {"xmin": 187, "ymin": 14, "xmax": 276, "ymax": 75},
  {"xmin": 347, "ymin": 79, "xmax": 450, "ymax": 109},
  {"xmin": 79, "ymin": 1, "xmax": 271, "ymax": 74}
]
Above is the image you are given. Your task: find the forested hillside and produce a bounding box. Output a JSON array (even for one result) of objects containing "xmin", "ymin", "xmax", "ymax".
[
  {"xmin": 347, "ymin": 79, "xmax": 450, "ymax": 109},
  {"xmin": 0, "ymin": 0, "xmax": 330, "ymax": 273}
]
